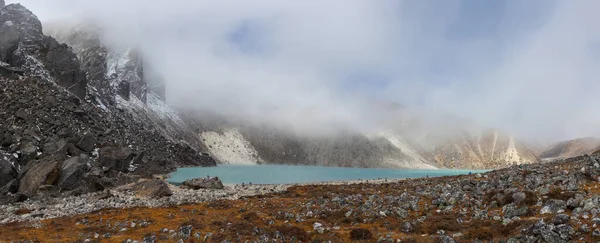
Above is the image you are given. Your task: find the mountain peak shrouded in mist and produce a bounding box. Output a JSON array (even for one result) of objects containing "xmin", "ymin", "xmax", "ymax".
[{"xmin": 9, "ymin": 0, "xmax": 600, "ymax": 143}]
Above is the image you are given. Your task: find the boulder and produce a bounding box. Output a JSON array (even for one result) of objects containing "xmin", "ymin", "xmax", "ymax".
[
  {"xmin": 541, "ymin": 199, "xmax": 567, "ymax": 214},
  {"xmin": 57, "ymin": 156, "xmax": 88, "ymax": 190},
  {"xmin": 182, "ymin": 176, "xmax": 224, "ymax": 190},
  {"xmin": 0, "ymin": 154, "xmax": 17, "ymax": 188},
  {"xmin": 42, "ymin": 139, "xmax": 68, "ymax": 155},
  {"xmin": 98, "ymin": 146, "xmax": 133, "ymax": 172},
  {"xmin": 0, "ymin": 179, "xmax": 18, "ymax": 195},
  {"xmin": 18, "ymin": 141, "xmax": 38, "ymax": 165},
  {"xmin": 0, "ymin": 0, "xmax": 5, "ymax": 8},
  {"xmin": 75, "ymin": 133, "xmax": 96, "ymax": 152},
  {"xmin": 132, "ymin": 179, "xmax": 172, "ymax": 198},
  {"xmin": 18, "ymin": 156, "xmax": 61, "ymax": 196}
]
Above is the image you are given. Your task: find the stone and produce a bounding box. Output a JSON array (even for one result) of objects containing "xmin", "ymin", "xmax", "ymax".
[
  {"xmin": 400, "ymin": 221, "xmax": 413, "ymax": 233},
  {"xmin": 512, "ymin": 192, "xmax": 526, "ymax": 205},
  {"xmin": 131, "ymin": 179, "xmax": 172, "ymax": 198},
  {"xmin": 76, "ymin": 133, "xmax": 96, "ymax": 152},
  {"xmin": 0, "ymin": 154, "xmax": 18, "ymax": 188},
  {"xmin": 578, "ymin": 224, "xmax": 590, "ymax": 233},
  {"xmin": 42, "ymin": 139, "xmax": 68, "ymax": 155},
  {"xmin": 552, "ymin": 214, "xmax": 570, "ymax": 225},
  {"xmin": 503, "ymin": 204, "xmax": 529, "ymax": 218},
  {"xmin": 593, "ymin": 229, "xmax": 600, "ymax": 237},
  {"xmin": 178, "ymin": 225, "xmax": 192, "ymax": 239},
  {"xmin": 182, "ymin": 177, "xmax": 224, "ymax": 190},
  {"xmin": 98, "ymin": 146, "xmax": 133, "ymax": 172},
  {"xmin": 18, "ymin": 156, "xmax": 62, "ymax": 196},
  {"xmin": 540, "ymin": 199, "xmax": 567, "ymax": 214},
  {"xmin": 57, "ymin": 156, "xmax": 88, "ymax": 190},
  {"xmin": 19, "ymin": 141, "xmax": 38, "ymax": 165}
]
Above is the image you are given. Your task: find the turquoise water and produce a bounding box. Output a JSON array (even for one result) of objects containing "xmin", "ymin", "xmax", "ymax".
[{"xmin": 167, "ymin": 165, "xmax": 489, "ymax": 185}]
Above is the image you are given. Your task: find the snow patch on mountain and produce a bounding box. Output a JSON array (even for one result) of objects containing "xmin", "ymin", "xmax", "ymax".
[
  {"xmin": 200, "ymin": 128, "xmax": 261, "ymax": 165},
  {"xmin": 147, "ymin": 93, "xmax": 186, "ymax": 128}
]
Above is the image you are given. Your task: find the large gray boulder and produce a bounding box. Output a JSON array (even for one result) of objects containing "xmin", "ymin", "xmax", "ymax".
[
  {"xmin": 0, "ymin": 0, "xmax": 5, "ymax": 8},
  {"xmin": 182, "ymin": 176, "xmax": 224, "ymax": 190},
  {"xmin": 131, "ymin": 179, "xmax": 172, "ymax": 198},
  {"xmin": 57, "ymin": 156, "xmax": 88, "ymax": 190},
  {"xmin": 98, "ymin": 146, "xmax": 133, "ymax": 172},
  {"xmin": 18, "ymin": 156, "xmax": 61, "ymax": 196}
]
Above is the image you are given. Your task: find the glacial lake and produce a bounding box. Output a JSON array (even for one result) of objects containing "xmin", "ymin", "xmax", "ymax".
[{"xmin": 167, "ymin": 165, "xmax": 490, "ymax": 185}]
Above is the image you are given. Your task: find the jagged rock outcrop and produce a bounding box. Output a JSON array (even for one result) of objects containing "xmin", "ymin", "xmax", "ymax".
[
  {"xmin": 0, "ymin": 4, "xmax": 87, "ymax": 98},
  {"xmin": 46, "ymin": 22, "xmax": 166, "ymax": 104},
  {"xmin": 0, "ymin": 4, "xmax": 216, "ymax": 202}
]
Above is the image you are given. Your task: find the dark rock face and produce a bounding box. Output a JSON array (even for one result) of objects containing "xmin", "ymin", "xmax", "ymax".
[
  {"xmin": 0, "ymin": 22, "xmax": 19, "ymax": 62},
  {"xmin": 183, "ymin": 177, "xmax": 224, "ymax": 190},
  {"xmin": 18, "ymin": 156, "xmax": 62, "ymax": 196},
  {"xmin": 57, "ymin": 156, "xmax": 88, "ymax": 190},
  {"xmin": 0, "ymin": 4, "xmax": 87, "ymax": 99},
  {"xmin": 99, "ymin": 146, "xmax": 133, "ymax": 173},
  {"xmin": 38, "ymin": 36, "xmax": 88, "ymax": 98},
  {"xmin": 0, "ymin": 3, "xmax": 218, "ymax": 202},
  {"xmin": 0, "ymin": 0, "xmax": 4, "ymax": 8},
  {"xmin": 0, "ymin": 154, "xmax": 17, "ymax": 188},
  {"xmin": 132, "ymin": 179, "xmax": 172, "ymax": 198},
  {"xmin": 76, "ymin": 133, "xmax": 96, "ymax": 152}
]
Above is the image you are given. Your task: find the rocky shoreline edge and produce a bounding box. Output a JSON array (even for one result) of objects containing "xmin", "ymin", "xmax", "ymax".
[{"xmin": 0, "ymin": 176, "xmax": 410, "ymax": 225}]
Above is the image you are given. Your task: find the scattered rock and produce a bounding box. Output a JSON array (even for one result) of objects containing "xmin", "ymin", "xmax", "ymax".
[
  {"xmin": 98, "ymin": 146, "xmax": 133, "ymax": 173},
  {"xmin": 131, "ymin": 179, "xmax": 172, "ymax": 198},
  {"xmin": 75, "ymin": 133, "xmax": 96, "ymax": 152},
  {"xmin": 17, "ymin": 156, "xmax": 61, "ymax": 196},
  {"xmin": 57, "ymin": 156, "xmax": 88, "ymax": 190},
  {"xmin": 552, "ymin": 214, "xmax": 570, "ymax": 225},
  {"xmin": 182, "ymin": 177, "xmax": 224, "ymax": 190}
]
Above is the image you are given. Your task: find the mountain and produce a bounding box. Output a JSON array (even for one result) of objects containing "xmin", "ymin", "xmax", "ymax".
[
  {"xmin": 0, "ymin": 3, "xmax": 215, "ymax": 203},
  {"xmin": 0, "ymin": 3, "xmax": 545, "ymax": 203},
  {"xmin": 423, "ymin": 129, "xmax": 540, "ymax": 169},
  {"xmin": 539, "ymin": 137, "xmax": 600, "ymax": 159}
]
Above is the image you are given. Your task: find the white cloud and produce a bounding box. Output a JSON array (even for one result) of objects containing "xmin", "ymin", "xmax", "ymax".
[{"xmin": 9, "ymin": 0, "xmax": 600, "ymax": 141}]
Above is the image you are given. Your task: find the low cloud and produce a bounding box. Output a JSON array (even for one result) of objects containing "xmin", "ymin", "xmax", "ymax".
[{"xmin": 11, "ymin": 0, "xmax": 600, "ymax": 142}]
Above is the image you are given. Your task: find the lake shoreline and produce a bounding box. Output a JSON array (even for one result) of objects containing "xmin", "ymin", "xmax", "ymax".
[
  {"xmin": 0, "ymin": 171, "xmax": 489, "ymax": 224},
  {"xmin": 167, "ymin": 164, "xmax": 490, "ymax": 185}
]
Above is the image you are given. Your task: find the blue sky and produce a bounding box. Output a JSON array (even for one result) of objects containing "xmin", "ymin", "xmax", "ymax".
[{"xmin": 13, "ymin": 0, "xmax": 600, "ymax": 140}]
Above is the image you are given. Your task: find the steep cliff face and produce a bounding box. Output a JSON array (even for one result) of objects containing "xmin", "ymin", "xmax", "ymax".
[
  {"xmin": 0, "ymin": 4, "xmax": 87, "ymax": 98},
  {"xmin": 0, "ymin": 4, "xmax": 215, "ymax": 202}
]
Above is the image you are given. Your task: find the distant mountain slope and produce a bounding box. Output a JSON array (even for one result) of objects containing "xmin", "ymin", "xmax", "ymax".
[
  {"xmin": 424, "ymin": 129, "xmax": 540, "ymax": 169},
  {"xmin": 39, "ymin": 12, "xmax": 541, "ymax": 171},
  {"xmin": 539, "ymin": 137, "xmax": 600, "ymax": 159}
]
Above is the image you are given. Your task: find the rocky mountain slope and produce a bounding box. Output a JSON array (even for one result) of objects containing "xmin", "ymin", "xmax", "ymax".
[
  {"xmin": 0, "ymin": 3, "xmax": 215, "ymax": 204},
  {"xmin": 0, "ymin": 2, "xmax": 544, "ymax": 207},
  {"xmin": 423, "ymin": 129, "xmax": 540, "ymax": 169},
  {"xmin": 539, "ymin": 137, "xmax": 600, "ymax": 160}
]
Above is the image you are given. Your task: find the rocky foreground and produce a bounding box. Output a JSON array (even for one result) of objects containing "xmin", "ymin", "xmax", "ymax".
[{"xmin": 1, "ymin": 154, "xmax": 600, "ymax": 242}]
